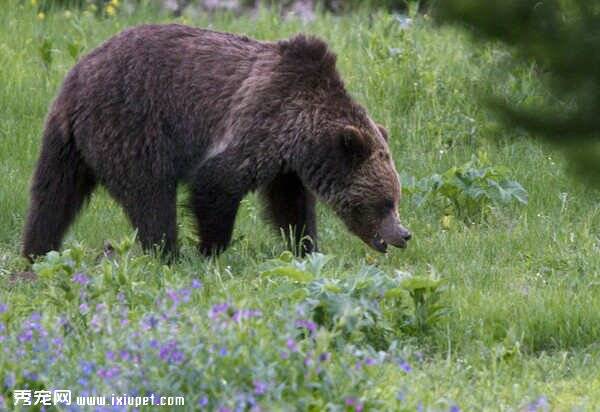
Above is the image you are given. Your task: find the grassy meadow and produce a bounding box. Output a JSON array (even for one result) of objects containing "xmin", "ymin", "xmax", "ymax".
[{"xmin": 2, "ymin": 1, "xmax": 600, "ymax": 410}]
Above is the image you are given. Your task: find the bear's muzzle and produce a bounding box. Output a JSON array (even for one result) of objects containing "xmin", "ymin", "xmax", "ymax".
[{"xmin": 371, "ymin": 212, "xmax": 411, "ymax": 252}]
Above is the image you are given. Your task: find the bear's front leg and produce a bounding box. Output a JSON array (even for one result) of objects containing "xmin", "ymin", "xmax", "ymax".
[
  {"xmin": 190, "ymin": 149, "xmax": 254, "ymax": 256},
  {"xmin": 191, "ymin": 181, "xmax": 243, "ymax": 256},
  {"xmin": 261, "ymin": 172, "xmax": 317, "ymax": 256}
]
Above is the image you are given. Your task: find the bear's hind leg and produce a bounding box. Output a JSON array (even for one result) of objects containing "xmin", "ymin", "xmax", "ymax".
[
  {"xmin": 117, "ymin": 184, "xmax": 178, "ymax": 258},
  {"xmin": 22, "ymin": 122, "xmax": 97, "ymax": 260},
  {"xmin": 261, "ymin": 172, "xmax": 317, "ymax": 256}
]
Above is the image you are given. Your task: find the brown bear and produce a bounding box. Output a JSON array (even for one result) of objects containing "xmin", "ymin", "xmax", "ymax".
[{"xmin": 22, "ymin": 24, "xmax": 411, "ymax": 260}]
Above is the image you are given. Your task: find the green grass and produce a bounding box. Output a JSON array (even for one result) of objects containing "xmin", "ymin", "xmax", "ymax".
[{"xmin": 2, "ymin": 2, "xmax": 600, "ymax": 411}]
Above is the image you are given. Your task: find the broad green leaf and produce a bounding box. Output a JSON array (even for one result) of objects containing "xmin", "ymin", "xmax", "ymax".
[
  {"xmin": 324, "ymin": 283, "xmax": 343, "ymax": 293},
  {"xmin": 400, "ymin": 276, "xmax": 441, "ymax": 291},
  {"xmin": 260, "ymin": 266, "xmax": 314, "ymax": 283},
  {"xmin": 383, "ymin": 287, "xmax": 410, "ymax": 299},
  {"xmin": 279, "ymin": 251, "xmax": 295, "ymax": 263}
]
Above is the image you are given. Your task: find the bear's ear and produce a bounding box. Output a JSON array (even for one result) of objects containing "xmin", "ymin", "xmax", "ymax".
[
  {"xmin": 376, "ymin": 124, "xmax": 389, "ymax": 141},
  {"xmin": 337, "ymin": 125, "xmax": 372, "ymax": 163}
]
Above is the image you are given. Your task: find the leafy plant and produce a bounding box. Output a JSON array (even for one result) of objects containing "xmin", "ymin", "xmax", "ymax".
[
  {"xmin": 32, "ymin": 244, "xmax": 86, "ymax": 279},
  {"xmin": 66, "ymin": 40, "xmax": 84, "ymax": 60},
  {"xmin": 260, "ymin": 253, "xmax": 448, "ymax": 349},
  {"xmin": 403, "ymin": 154, "xmax": 528, "ymax": 219},
  {"xmin": 385, "ymin": 270, "xmax": 447, "ymax": 335},
  {"xmin": 259, "ymin": 251, "xmax": 332, "ymax": 283},
  {"xmin": 38, "ymin": 36, "xmax": 54, "ymax": 70}
]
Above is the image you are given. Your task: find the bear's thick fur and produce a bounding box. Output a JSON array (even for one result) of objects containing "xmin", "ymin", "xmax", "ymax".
[{"xmin": 22, "ymin": 24, "xmax": 411, "ymax": 259}]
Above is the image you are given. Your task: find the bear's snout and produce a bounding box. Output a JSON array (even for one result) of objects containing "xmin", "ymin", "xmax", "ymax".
[{"xmin": 371, "ymin": 212, "xmax": 411, "ymax": 253}]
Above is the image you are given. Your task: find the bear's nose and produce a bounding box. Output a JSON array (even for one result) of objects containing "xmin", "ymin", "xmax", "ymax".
[{"xmin": 402, "ymin": 231, "xmax": 412, "ymax": 241}]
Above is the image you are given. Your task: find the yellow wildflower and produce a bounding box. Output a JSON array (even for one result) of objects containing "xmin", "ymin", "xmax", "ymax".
[
  {"xmin": 105, "ymin": 4, "xmax": 116, "ymax": 16},
  {"xmin": 37, "ymin": 12, "xmax": 45, "ymax": 20},
  {"xmin": 441, "ymin": 214, "xmax": 453, "ymax": 230}
]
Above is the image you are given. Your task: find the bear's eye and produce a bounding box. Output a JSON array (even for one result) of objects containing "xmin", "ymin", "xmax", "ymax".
[{"xmin": 381, "ymin": 199, "xmax": 394, "ymax": 212}]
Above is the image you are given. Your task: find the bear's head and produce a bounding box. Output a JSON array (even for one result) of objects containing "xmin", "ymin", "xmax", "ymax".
[
  {"xmin": 278, "ymin": 34, "xmax": 411, "ymax": 252},
  {"xmin": 309, "ymin": 117, "xmax": 411, "ymax": 253},
  {"xmin": 335, "ymin": 122, "xmax": 410, "ymax": 252}
]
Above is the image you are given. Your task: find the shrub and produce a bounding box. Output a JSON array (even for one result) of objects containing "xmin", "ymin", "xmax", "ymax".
[{"xmin": 402, "ymin": 155, "xmax": 528, "ymax": 220}]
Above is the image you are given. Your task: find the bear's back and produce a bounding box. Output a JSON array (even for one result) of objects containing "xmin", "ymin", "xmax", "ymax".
[{"xmin": 60, "ymin": 25, "xmax": 274, "ymax": 180}]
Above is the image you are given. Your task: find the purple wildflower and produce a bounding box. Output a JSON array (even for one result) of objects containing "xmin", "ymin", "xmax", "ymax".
[
  {"xmin": 253, "ymin": 380, "xmax": 268, "ymax": 396},
  {"xmin": 191, "ymin": 279, "xmax": 202, "ymax": 289},
  {"xmin": 218, "ymin": 347, "xmax": 228, "ymax": 357},
  {"xmin": 117, "ymin": 292, "xmax": 126, "ymax": 303},
  {"xmin": 232, "ymin": 309, "xmax": 262, "ymax": 322},
  {"xmin": 345, "ymin": 398, "xmax": 364, "ymax": 412},
  {"xmin": 166, "ymin": 288, "xmax": 192, "ymax": 306},
  {"xmin": 179, "ymin": 288, "xmax": 191, "ymax": 302},
  {"xmin": 450, "ymin": 406, "xmax": 461, "ymax": 412},
  {"xmin": 79, "ymin": 303, "xmax": 89, "ymax": 315},
  {"xmin": 399, "ymin": 360, "xmax": 412, "ymax": 373},
  {"xmin": 24, "ymin": 371, "xmax": 38, "ymax": 381},
  {"xmin": 198, "ymin": 396, "xmax": 209, "ymax": 407},
  {"xmin": 50, "ymin": 338, "xmax": 64, "ymax": 359},
  {"xmin": 286, "ymin": 338, "xmax": 298, "ymax": 352},
  {"xmin": 71, "ymin": 272, "xmax": 90, "ymax": 285},
  {"xmin": 90, "ymin": 315, "xmax": 103, "ymax": 332},
  {"xmin": 210, "ymin": 303, "xmax": 230, "ymax": 319},
  {"xmin": 80, "ymin": 361, "xmax": 95, "ymax": 375},
  {"xmin": 365, "ymin": 357, "xmax": 377, "ymax": 366},
  {"xmin": 319, "ymin": 352, "xmax": 330, "ymax": 363},
  {"xmin": 171, "ymin": 350, "xmax": 185, "ymax": 363},
  {"xmin": 142, "ymin": 315, "xmax": 159, "ymax": 331},
  {"xmin": 4, "ymin": 372, "xmax": 15, "ymax": 389},
  {"xmin": 166, "ymin": 289, "xmax": 180, "ymax": 304},
  {"xmin": 0, "ymin": 303, "xmax": 7, "ymax": 313},
  {"xmin": 295, "ymin": 319, "xmax": 317, "ymax": 333},
  {"xmin": 235, "ymin": 392, "xmax": 257, "ymax": 409},
  {"xmin": 527, "ymin": 396, "xmax": 549, "ymax": 412},
  {"xmin": 18, "ymin": 329, "xmax": 33, "ymax": 343},
  {"xmin": 97, "ymin": 366, "xmax": 120, "ymax": 380},
  {"xmin": 106, "ymin": 350, "xmax": 116, "ymax": 361},
  {"xmin": 18, "ymin": 313, "xmax": 45, "ymax": 342},
  {"xmin": 158, "ymin": 340, "xmax": 185, "ymax": 364}
]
